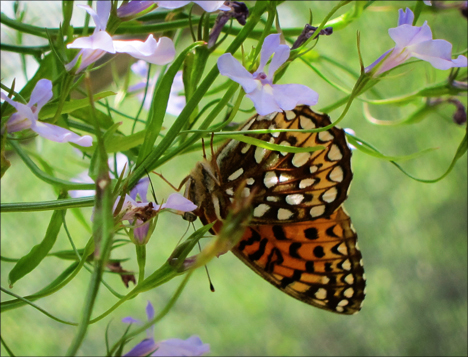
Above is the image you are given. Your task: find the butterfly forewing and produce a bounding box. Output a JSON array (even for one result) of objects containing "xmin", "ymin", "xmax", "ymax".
[
  {"xmin": 186, "ymin": 105, "xmax": 366, "ymax": 314},
  {"xmin": 214, "ymin": 106, "xmax": 353, "ymax": 224}
]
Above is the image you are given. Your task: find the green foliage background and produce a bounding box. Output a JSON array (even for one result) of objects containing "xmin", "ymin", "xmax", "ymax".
[{"xmin": 1, "ymin": 1, "xmax": 467, "ymax": 356}]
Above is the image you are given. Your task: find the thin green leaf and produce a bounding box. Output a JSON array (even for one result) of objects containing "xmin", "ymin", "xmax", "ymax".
[
  {"xmin": 8, "ymin": 192, "xmax": 66, "ymax": 287},
  {"xmin": 39, "ymin": 91, "xmax": 116, "ymax": 120},
  {"xmin": 1, "ymin": 335, "xmax": 16, "ymax": 357},
  {"xmin": 222, "ymin": 134, "xmax": 325, "ymax": 153},
  {"xmin": 0, "ymin": 287, "xmax": 77, "ymax": 325},
  {"xmin": 391, "ymin": 129, "xmax": 467, "ymax": 183},
  {"xmin": 1, "ymin": 196, "xmax": 94, "ymax": 213},
  {"xmin": 8, "ymin": 140, "xmax": 95, "ymax": 190},
  {"xmin": 347, "ymin": 134, "xmax": 437, "ymax": 162}
]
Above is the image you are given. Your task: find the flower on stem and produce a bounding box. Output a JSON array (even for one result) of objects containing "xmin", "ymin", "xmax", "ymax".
[
  {"xmin": 1, "ymin": 79, "xmax": 93, "ymax": 147},
  {"xmin": 129, "ymin": 60, "xmax": 186, "ymax": 115},
  {"xmin": 365, "ymin": 8, "xmax": 467, "ymax": 76},
  {"xmin": 217, "ymin": 34, "xmax": 319, "ymax": 115},
  {"xmin": 65, "ymin": 1, "xmax": 175, "ymax": 74},
  {"xmin": 114, "ymin": 178, "xmax": 197, "ymax": 244},
  {"xmin": 122, "ymin": 301, "xmax": 210, "ymax": 356}
]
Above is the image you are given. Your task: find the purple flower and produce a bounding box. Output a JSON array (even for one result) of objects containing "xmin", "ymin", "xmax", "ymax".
[
  {"xmin": 129, "ymin": 60, "xmax": 186, "ymax": 115},
  {"xmin": 365, "ymin": 8, "xmax": 467, "ymax": 76},
  {"xmin": 157, "ymin": 1, "xmax": 230, "ymax": 12},
  {"xmin": 117, "ymin": 1, "xmax": 158, "ymax": 19},
  {"xmin": 1, "ymin": 79, "xmax": 93, "ymax": 147},
  {"xmin": 65, "ymin": 1, "xmax": 175, "ymax": 73},
  {"xmin": 123, "ymin": 301, "xmax": 210, "ymax": 356},
  {"xmin": 217, "ymin": 34, "xmax": 319, "ymax": 115},
  {"xmin": 113, "ymin": 178, "xmax": 197, "ymax": 244}
]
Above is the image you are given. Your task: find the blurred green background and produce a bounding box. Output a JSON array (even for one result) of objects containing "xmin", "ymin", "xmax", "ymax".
[{"xmin": 1, "ymin": 1, "xmax": 467, "ymax": 356}]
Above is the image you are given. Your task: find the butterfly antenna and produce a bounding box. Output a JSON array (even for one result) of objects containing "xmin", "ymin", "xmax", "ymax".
[
  {"xmin": 197, "ymin": 241, "xmax": 215, "ymax": 292},
  {"xmin": 145, "ymin": 169, "xmax": 158, "ymax": 204},
  {"xmin": 201, "ymin": 137, "xmax": 207, "ymax": 159}
]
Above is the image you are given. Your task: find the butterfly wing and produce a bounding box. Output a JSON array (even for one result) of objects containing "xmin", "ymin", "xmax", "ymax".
[
  {"xmin": 214, "ymin": 106, "xmax": 353, "ymax": 224},
  {"xmin": 232, "ymin": 207, "xmax": 365, "ymax": 314}
]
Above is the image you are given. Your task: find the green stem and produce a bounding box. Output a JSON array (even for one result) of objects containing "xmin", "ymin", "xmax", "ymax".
[{"xmin": 136, "ymin": 245, "xmax": 146, "ymax": 283}]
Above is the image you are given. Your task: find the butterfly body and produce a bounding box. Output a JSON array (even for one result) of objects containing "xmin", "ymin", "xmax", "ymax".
[{"xmin": 185, "ymin": 105, "xmax": 366, "ymax": 314}]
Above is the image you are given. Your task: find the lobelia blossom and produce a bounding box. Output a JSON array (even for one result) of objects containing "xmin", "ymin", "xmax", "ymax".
[
  {"xmin": 123, "ymin": 301, "xmax": 210, "ymax": 356},
  {"xmin": 365, "ymin": 8, "xmax": 467, "ymax": 76},
  {"xmin": 217, "ymin": 34, "xmax": 319, "ymax": 115},
  {"xmin": 1, "ymin": 79, "xmax": 93, "ymax": 147},
  {"xmin": 65, "ymin": 1, "xmax": 175, "ymax": 74},
  {"xmin": 114, "ymin": 178, "xmax": 197, "ymax": 244},
  {"xmin": 129, "ymin": 60, "xmax": 186, "ymax": 115}
]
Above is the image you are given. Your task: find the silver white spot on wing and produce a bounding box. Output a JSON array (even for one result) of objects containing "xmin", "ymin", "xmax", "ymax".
[
  {"xmin": 344, "ymin": 274, "xmax": 354, "ymax": 284},
  {"xmin": 299, "ymin": 178, "xmax": 315, "ymax": 189},
  {"xmin": 310, "ymin": 165, "xmax": 319, "ymax": 173},
  {"xmin": 241, "ymin": 143, "xmax": 251, "ymax": 154},
  {"xmin": 242, "ymin": 187, "xmax": 250, "ymax": 197},
  {"xmin": 329, "ymin": 166, "xmax": 344, "ymax": 182},
  {"xmin": 322, "ymin": 187, "xmax": 338, "ymax": 203},
  {"xmin": 279, "ymin": 141, "xmax": 291, "ymax": 156},
  {"xmin": 292, "ymin": 152, "xmax": 311, "ymax": 167},
  {"xmin": 327, "ymin": 144, "xmax": 343, "ymax": 161},
  {"xmin": 341, "ymin": 259, "xmax": 351, "ymax": 271},
  {"xmin": 310, "ymin": 205, "xmax": 326, "ymax": 217},
  {"xmin": 300, "ymin": 115, "xmax": 316, "ymax": 129},
  {"xmin": 285, "ymin": 194, "xmax": 304, "ymax": 205},
  {"xmin": 253, "ymin": 204, "xmax": 270, "ymax": 217},
  {"xmin": 285, "ymin": 110, "xmax": 296, "ymax": 120},
  {"xmin": 228, "ymin": 168, "xmax": 244, "ymax": 181},
  {"xmin": 264, "ymin": 171, "xmax": 278, "ymax": 188},
  {"xmin": 278, "ymin": 208, "xmax": 294, "ymax": 220},
  {"xmin": 343, "ymin": 287, "xmax": 354, "ymax": 298},
  {"xmin": 315, "ymin": 288, "xmax": 327, "ymax": 300},
  {"xmin": 246, "ymin": 177, "xmax": 255, "ymax": 185},
  {"xmin": 225, "ymin": 188, "xmax": 234, "ymax": 196},
  {"xmin": 318, "ymin": 130, "xmax": 334, "ymax": 142},
  {"xmin": 266, "ymin": 196, "xmax": 280, "ymax": 202}
]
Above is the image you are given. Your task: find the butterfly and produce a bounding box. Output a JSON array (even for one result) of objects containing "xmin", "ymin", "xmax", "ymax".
[{"xmin": 184, "ymin": 105, "xmax": 366, "ymax": 314}]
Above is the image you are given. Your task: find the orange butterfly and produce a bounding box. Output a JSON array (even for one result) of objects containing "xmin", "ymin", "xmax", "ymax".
[{"xmin": 185, "ymin": 105, "xmax": 366, "ymax": 314}]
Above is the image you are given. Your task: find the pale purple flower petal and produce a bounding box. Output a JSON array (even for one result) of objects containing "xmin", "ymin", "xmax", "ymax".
[
  {"xmin": 67, "ymin": 31, "xmax": 116, "ymax": 53},
  {"xmin": 409, "ymin": 39, "xmax": 468, "ymax": 69},
  {"xmin": 31, "ymin": 121, "xmax": 93, "ymax": 147},
  {"xmin": 96, "ymin": 0, "xmax": 112, "ymax": 29},
  {"xmin": 218, "ymin": 34, "xmax": 318, "ymax": 115},
  {"xmin": 157, "ymin": 1, "xmax": 229, "ymax": 12},
  {"xmin": 366, "ymin": 8, "xmax": 467, "ymax": 76},
  {"xmin": 423, "ymin": 1, "xmax": 432, "ymax": 6},
  {"xmin": 123, "ymin": 302, "xmax": 209, "ymax": 356},
  {"xmin": 194, "ymin": 1, "xmax": 230, "ymax": 12},
  {"xmin": 130, "ymin": 177, "xmax": 150, "ymax": 202},
  {"xmin": 1, "ymin": 93, "xmax": 34, "ymax": 132},
  {"xmin": 152, "ymin": 336, "xmax": 210, "ymax": 356},
  {"xmin": 28, "ymin": 79, "xmax": 53, "ymax": 111},
  {"xmin": 122, "ymin": 317, "xmax": 141, "ymax": 324},
  {"xmin": 112, "ymin": 36, "xmax": 175, "ymax": 65},
  {"xmin": 217, "ymin": 53, "xmax": 258, "ymax": 93},
  {"xmin": 266, "ymin": 44, "xmax": 290, "ymax": 81},
  {"xmin": 118, "ymin": 1, "xmax": 155, "ymax": 18},
  {"xmin": 156, "ymin": 1, "xmax": 191, "ymax": 9},
  {"xmin": 398, "ymin": 7, "xmax": 414, "ymax": 26},
  {"xmin": 125, "ymin": 338, "xmax": 157, "ymax": 357},
  {"xmin": 271, "ymin": 84, "xmax": 319, "ymax": 110},
  {"xmin": 162, "ymin": 193, "xmax": 197, "ymax": 212},
  {"xmin": 246, "ymin": 85, "xmax": 282, "ymax": 115},
  {"xmin": 258, "ymin": 33, "xmax": 281, "ymax": 72}
]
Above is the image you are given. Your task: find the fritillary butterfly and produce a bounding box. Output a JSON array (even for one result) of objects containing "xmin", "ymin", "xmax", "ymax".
[{"xmin": 185, "ymin": 105, "xmax": 366, "ymax": 314}]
